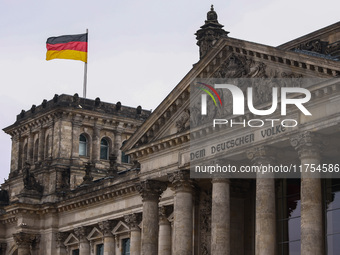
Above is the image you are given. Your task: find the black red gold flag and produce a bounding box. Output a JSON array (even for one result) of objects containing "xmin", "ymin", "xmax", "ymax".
[{"xmin": 46, "ymin": 33, "xmax": 88, "ymax": 62}]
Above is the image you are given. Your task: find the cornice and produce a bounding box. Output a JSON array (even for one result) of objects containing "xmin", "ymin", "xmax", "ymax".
[
  {"xmin": 3, "ymin": 107, "xmax": 144, "ymax": 137},
  {"xmin": 0, "ymin": 179, "xmax": 142, "ymax": 224},
  {"xmin": 278, "ymin": 21, "xmax": 340, "ymax": 50}
]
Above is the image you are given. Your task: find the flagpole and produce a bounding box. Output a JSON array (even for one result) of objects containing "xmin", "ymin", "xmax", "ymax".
[{"xmin": 83, "ymin": 28, "xmax": 88, "ymax": 98}]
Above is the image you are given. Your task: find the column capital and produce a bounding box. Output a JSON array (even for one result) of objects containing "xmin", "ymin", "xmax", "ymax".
[
  {"xmin": 124, "ymin": 213, "xmax": 142, "ymax": 231},
  {"xmin": 246, "ymin": 146, "xmax": 276, "ymax": 164},
  {"xmin": 13, "ymin": 232, "xmax": 40, "ymax": 249},
  {"xmin": 114, "ymin": 129, "xmax": 123, "ymax": 135},
  {"xmin": 56, "ymin": 232, "xmax": 68, "ymax": 248},
  {"xmin": 72, "ymin": 115, "xmax": 83, "ymax": 127},
  {"xmin": 159, "ymin": 206, "xmax": 171, "ymax": 225},
  {"xmin": 290, "ymin": 131, "xmax": 323, "ymax": 159},
  {"xmin": 74, "ymin": 226, "xmax": 89, "ymax": 241},
  {"xmin": 168, "ymin": 170, "xmax": 195, "ymax": 193},
  {"xmin": 98, "ymin": 220, "xmax": 115, "ymax": 237},
  {"xmin": 136, "ymin": 180, "xmax": 167, "ymax": 202}
]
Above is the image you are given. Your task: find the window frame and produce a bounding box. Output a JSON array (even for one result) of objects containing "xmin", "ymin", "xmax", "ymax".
[
  {"xmin": 100, "ymin": 137, "xmax": 109, "ymax": 160},
  {"xmin": 79, "ymin": 134, "xmax": 88, "ymax": 157}
]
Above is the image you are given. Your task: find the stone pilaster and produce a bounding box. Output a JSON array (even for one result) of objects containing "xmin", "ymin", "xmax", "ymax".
[
  {"xmin": 46, "ymin": 121, "xmax": 54, "ymax": 159},
  {"xmin": 17, "ymin": 134, "xmax": 23, "ymax": 171},
  {"xmin": 247, "ymin": 146, "xmax": 276, "ymax": 255},
  {"xmin": 56, "ymin": 232, "xmax": 68, "ymax": 255},
  {"xmin": 290, "ymin": 131, "xmax": 323, "ymax": 255},
  {"xmin": 136, "ymin": 180, "xmax": 167, "ymax": 255},
  {"xmin": 13, "ymin": 232, "xmax": 40, "ymax": 255},
  {"xmin": 74, "ymin": 227, "xmax": 90, "ymax": 255},
  {"xmin": 71, "ymin": 116, "xmax": 83, "ymax": 161},
  {"xmin": 92, "ymin": 123, "xmax": 102, "ymax": 163},
  {"xmin": 168, "ymin": 170, "xmax": 195, "ymax": 255},
  {"xmin": 10, "ymin": 134, "xmax": 20, "ymax": 172},
  {"xmin": 211, "ymin": 178, "xmax": 230, "ymax": 255},
  {"xmin": 158, "ymin": 206, "xmax": 171, "ymax": 255},
  {"xmin": 98, "ymin": 221, "xmax": 115, "ymax": 255},
  {"xmin": 38, "ymin": 128, "xmax": 46, "ymax": 162},
  {"xmin": 125, "ymin": 213, "xmax": 142, "ymax": 255},
  {"xmin": 27, "ymin": 132, "xmax": 34, "ymax": 164},
  {"xmin": 114, "ymin": 130, "xmax": 122, "ymax": 163}
]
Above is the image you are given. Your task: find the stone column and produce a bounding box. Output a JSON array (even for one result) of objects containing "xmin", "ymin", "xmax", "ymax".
[
  {"xmin": 38, "ymin": 128, "xmax": 46, "ymax": 162},
  {"xmin": 125, "ymin": 213, "xmax": 142, "ymax": 255},
  {"xmin": 136, "ymin": 180, "xmax": 167, "ymax": 255},
  {"xmin": 71, "ymin": 116, "xmax": 83, "ymax": 160},
  {"xmin": 290, "ymin": 131, "xmax": 323, "ymax": 255},
  {"xmin": 211, "ymin": 178, "xmax": 230, "ymax": 255},
  {"xmin": 17, "ymin": 134, "xmax": 24, "ymax": 171},
  {"xmin": 168, "ymin": 170, "xmax": 194, "ymax": 255},
  {"xmin": 74, "ymin": 227, "xmax": 90, "ymax": 255},
  {"xmin": 92, "ymin": 123, "xmax": 102, "ymax": 163},
  {"xmin": 13, "ymin": 232, "xmax": 40, "ymax": 255},
  {"xmin": 27, "ymin": 132, "xmax": 34, "ymax": 164},
  {"xmin": 10, "ymin": 134, "xmax": 19, "ymax": 172},
  {"xmin": 114, "ymin": 130, "xmax": 122, "ymax": 163},
  {"xmin": 99, "ymin": 221, "xmax": 115, "ymax": 255},
  {"xmin": 158, "ymin": 206, "xmax": 171, "ymax": 255},
  {"xmin": 247, "ymin": 146, "xmax": 276, "ymax": 255},
  {"xmin": 47, "ymin": 121, "xmax": 54, "ymax": 159}
]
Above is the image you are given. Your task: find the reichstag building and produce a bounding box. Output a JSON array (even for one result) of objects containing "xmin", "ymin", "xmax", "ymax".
[{"xmin": 0, "ymin": 5, "xmax": 340, "ymax": 255}]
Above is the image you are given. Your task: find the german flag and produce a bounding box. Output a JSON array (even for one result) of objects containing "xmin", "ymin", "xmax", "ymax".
[{"xmin": 46, "ymin": 33, "xmax": 88, "ymax": 62}]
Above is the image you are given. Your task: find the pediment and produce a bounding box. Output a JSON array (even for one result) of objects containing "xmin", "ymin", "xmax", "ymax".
[
  {"xmin": 87, "ymin": 227, "xmax": 103, "ymax": 241},
  {"xmin": 112, "ymin": 221, "xmax": 129, "ymax": 235},
  {"xmin": 123, "ymin": 36, "xmax": 340, "ymax": 157},
  {"xmin": 64, "ymin": 233, "xmax": 79, "ymax": 246}
]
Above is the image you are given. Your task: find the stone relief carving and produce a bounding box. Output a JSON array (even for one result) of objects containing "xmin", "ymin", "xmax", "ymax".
[
  {"xmin": 22, "ymin": 162, "xmax": 43, "ymax": 194},
  {"xmin": 213, "ymin": 53, "xmax": 267, "ymax": 79},
  {"xmin": 295, "ymin": 39, "xmax": 323, "ymax": 53},
  {"xmin": 176, "ymin": 109, "xmax": 190, "ymax": 133},
  {"xmin": 293, "ymin": 38, "xmax": 340, "ymax": 58}
]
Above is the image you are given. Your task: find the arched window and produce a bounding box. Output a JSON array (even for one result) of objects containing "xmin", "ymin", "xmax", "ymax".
[
  {"xmin": 100, "ymin": 138, "xmax": 109, "ymax": 160},
  {"xmin": 121, "ymin": 140, "xmax": 130, "ymax": 163},
  {"xmin": 79, "ymin": 134, "xmax": 87, "ymax": 156}
]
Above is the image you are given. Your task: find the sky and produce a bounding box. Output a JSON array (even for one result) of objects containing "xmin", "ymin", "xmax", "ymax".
[{"xmin": 0, "ymin": 0, "xmax": 340, "ymax": 182}]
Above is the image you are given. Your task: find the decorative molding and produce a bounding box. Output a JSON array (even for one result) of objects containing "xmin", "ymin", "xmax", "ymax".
[{"xmin": 13, "ymin": 232, "xmax": 40, "ymax": 249}]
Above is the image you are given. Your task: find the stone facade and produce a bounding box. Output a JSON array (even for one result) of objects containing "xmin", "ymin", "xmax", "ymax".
[{"xmin": 1, "ymin": 7, "xmax": 340, "ymax": 255}]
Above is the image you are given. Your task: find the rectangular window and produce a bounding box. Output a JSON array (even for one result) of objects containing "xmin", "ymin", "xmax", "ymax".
[
  {"xmin": 96, "ymin": 243, "xmax": 104, "ymax": 255},
  {"xmin": 325, "ymin": 179, "xmax": 340, "ymax": 255},
  {"xmin": 277, "ymin": 179, "xmax": 301, "ymax": 255},
  {"xmin": 122, "ymin": 238, "xmax": 130, "ymax": 255}
]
